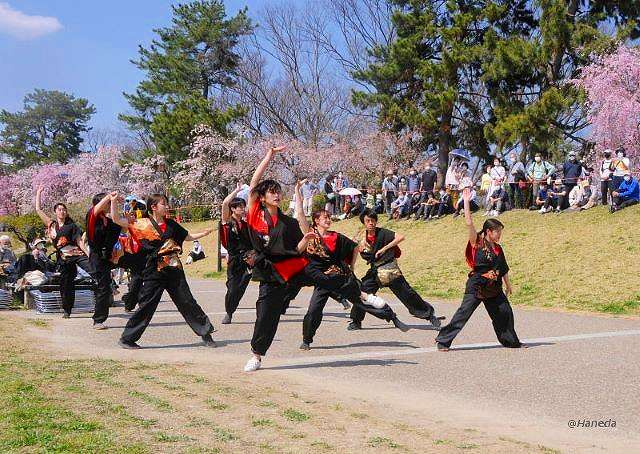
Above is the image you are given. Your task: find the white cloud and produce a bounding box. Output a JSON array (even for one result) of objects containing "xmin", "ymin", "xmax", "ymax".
[{"xmin": 0, "ymin": 2, "xmax": 62, "ymax": 40}]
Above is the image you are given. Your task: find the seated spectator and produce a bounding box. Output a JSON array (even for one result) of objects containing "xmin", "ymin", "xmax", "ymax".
[
  {"xmin": 541, "ymin": 179, "xmax": 567, "ymax": 213},
  {"xmin": 390, "ymin": 191, "xmax": 411, "ymax": 219},
  {"xmin": 408, "ymin": 191, "xmax": 423, "ymax": 215},
  {"xmin": 185, "ymin": 240, "xmax": 206, "ymax": 264},
  {"xmin": 0, "ymin": 235, "xmax": 16, "ymax": 274},
  {"xmin": 531, "ymin": 181, "xmax": 549, "ymax": 211},
  {"xmin": 413, "ymin": 192, "xmax": 436, "ymax": 220},
  {"xmin": 365, "ymin": 191, "xmax": 375, "ymax": 209},
  {"xmin": 567, "ymin": 178, "xmax": 592, "ymax": 211},
  {"xmin": 484, "ymin": 186, "xmax": 507, "ymax": 216},
  {"xmin": 349, "ymin": 195, "xmax": 364, "ymax": 218},
  {"xmin": 453, "ymin": 188, "xmax": 479, "ymax": 217},
  {"xmin": 11, "ymin": 238, "xmax": 55, "ymax": 280},
  {"xmin": 610, "ymin": 173, "xmax": 640, "ymax": 213},
  {"xmin": 426, "ymin": 189, "xmax": 452, "ymax": 220},
  {"xmin": 374, "ymin": 194, "xmax": 384, "ymax": 214}
]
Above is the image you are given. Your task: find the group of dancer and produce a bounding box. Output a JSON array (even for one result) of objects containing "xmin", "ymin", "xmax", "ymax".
[{"xmin": 33, "ymin": 144, "xmax": 525, "ymax": 373}]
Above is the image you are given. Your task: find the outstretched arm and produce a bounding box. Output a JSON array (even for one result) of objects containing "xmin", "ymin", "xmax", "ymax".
[
  {"xmin": 34, "ymin": 186, "xmax": 52, "ymax": 227},
  {"xmin": 222, "ymin": 182, "xmax": 242, "ymax": 224},
  {"xmin": 248, "ymin": 145, "xmax": 286, "ymax": 210},
  {"xmin": 462, "ymin": 188, "xmax": 477, "ymax": 244},
  {"xmin": 186, "ymin": 228, "xmax": 213, "ymax": 242},
  {"xmin": 294, "ymin": 180, "xmax": 309, "ymax": 233}
]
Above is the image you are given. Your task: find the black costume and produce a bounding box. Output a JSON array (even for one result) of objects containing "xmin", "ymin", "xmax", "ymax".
[
  {"xmin": 435, "ymin": 236, "xmax": 522, "ymax": 348},
  {"xmin": 49, "ymin": 220, "xmax": 91, "ymax": 316},
  {"xmin": 350, "ymin": 227, "xmax": 436, "ymax": 324},
  {"xmin": 221, "ymin": 217, "xmax": 252, "ymax": 318},
  {"xmin": 121, "ymin": 218, "xmax": 214, "ymax": 344},
  {"xmin": 86, "ymin": 207, "xmax": 122, "ymax": 324},
  {"xmin": 300, "ymin": 230, "xmax": 396, "ymax": 345}
]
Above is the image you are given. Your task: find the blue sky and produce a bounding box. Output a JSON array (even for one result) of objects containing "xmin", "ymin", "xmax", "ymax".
[{"xmin": 0, "ymin": 0, "xmax": 263, "ymax": 129}]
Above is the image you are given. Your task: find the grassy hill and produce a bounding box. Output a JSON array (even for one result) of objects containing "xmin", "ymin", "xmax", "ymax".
[{"xmin": 171, "ymin": 205, "xmax": 640, "ymax": 316}]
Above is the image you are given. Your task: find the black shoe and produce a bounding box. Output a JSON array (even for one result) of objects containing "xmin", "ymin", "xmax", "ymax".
[
  {"xmin": 124, "ymin": 307, "xmax": 135, "ymax": 313},
  {"xmin": 339, "ymin": 299, "xmax": 351, "ymax": 310},
  {"xmin": 436, "ymin": 342, "xmax": 449, "ymax": 352},
  {"xmin": 429, "ymin": 314, "xmax": 442, "ymax": 328},
  {"xmin": 62, "ymin": 312, "xmax": 70, "ymax": 319},
  {"xmin": 610, "ymin": 205, "xmax": 616, "ymax": 213},
  {"xmin": 347, "ymin": 321, "xmax": 361, "ymax": 331},
  {"xmin": 392, "ymin": 316, "xmax": 410, "ymax": 332},
  {"xmin": 452, "ymin": 212, "xmax": 460, "ymax": 218},
  {"xmin": 202, "ymin": 333, "xmax": 217, "ymax": 347},
  {"xmin": 221, "ymin": 314, "xmax": 232, "ymax": 324},
  {"xmin": 119, "ymin": 339, "xmax": 141, "ymax": 349},
  {"xmin": 299, "ymin": 342, "xmax": 311, "ymax": 351}
]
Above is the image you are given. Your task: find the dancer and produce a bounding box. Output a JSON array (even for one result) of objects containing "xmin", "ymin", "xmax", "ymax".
[
  {"xmin": 243, "ymin": 145, "xmax": 314, "ymax": 372},
  {"xmin": 220, "ymin": 183, "xmax": 252, "ymax": 324},
  {"xmin": 349, "ymin": 209, "xmax": 442, "ymax": 330},
  {"xmin": 35, "ymin": 186, "xmax": 91, "ymax": 318},
  {"xmin": 86, "ymin": 193, "xmax": 123, "ymax": 329},
  {"xmin": 293, "ymin": 181, "xmax": 409, "ymax": 350},
  {"xmin": 110, "ymin": 193, "xmax": 216, "ymax": 349},
  {"xmin": 435, "ymin": 188, "xmax": 525, "ymax": 351}
]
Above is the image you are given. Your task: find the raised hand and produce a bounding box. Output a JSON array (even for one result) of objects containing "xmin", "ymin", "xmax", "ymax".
[
  {"xmin": 462, "ymin": 187, "xmax": 471, "ymax": 202},
  {"xmin": 270, "ymin": 145, "xmax": 286, "ymax": 153}
]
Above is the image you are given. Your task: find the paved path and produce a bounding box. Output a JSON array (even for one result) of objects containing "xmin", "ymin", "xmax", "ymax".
[{"xmin": 20, "ymin": 279, "xmax": 640, "ymax": 453}]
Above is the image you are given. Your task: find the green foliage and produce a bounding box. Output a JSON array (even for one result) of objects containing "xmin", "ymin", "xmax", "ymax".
[
  {"xmin": 312, "ymin": 194, "xmax": 326, "ymax": 212},
  {"xmin": 0, "ymin": 213, "xmax": 45, "ymax": 249},
  {"xmin": 0, "ymin": 89, "xmax": 95, "ymax": 169},
  {"xmin": 120, "ymin": 0, "xmax": 252, "ymax": 163}
]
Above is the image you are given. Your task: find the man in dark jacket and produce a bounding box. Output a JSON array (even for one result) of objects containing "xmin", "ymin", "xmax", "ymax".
[{"xmin": 562, "ymin": 151, "xmax": 584, "ymax": 207}]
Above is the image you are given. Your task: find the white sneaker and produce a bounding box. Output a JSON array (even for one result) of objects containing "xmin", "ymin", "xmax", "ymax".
[
  {"xmin": 244, "ymin": 357, "xmax": 261, "ymax": 372},
  {"xmin": 538, "ymin": 207, "xmax": 545, "ymax": 213},
  {"xmin": 364, "ymin": 294, "xmax": 386, "ymax": 309}
]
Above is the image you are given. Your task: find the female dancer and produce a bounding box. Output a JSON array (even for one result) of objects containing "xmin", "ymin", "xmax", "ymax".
[
  {"xmin": 86, "ymin": 192, "xmax": 123, "ymax": 329},
  {"xmin": 110, "ymin": 193, "xmax": 216, "ymax": 349},
  {"xmin": 293, "ymin": 181, "xmax": 409, "ymax": 350},
  {"xmin": 435, "ymin": 188, "xmax": 525, "ymax": 351},
  {"xmin": 35, "ymin": 186, "xmax": 91, "ymax": 318},
  {"xmin": 349, "ymin": 208, "xmax": 442, "ymax": 330},
  {"xmin": 220, "ymin": 183, "xmax": 253, "ymax": 324},
  {"xmin": 243, "ymin": 145, "xmax": 314, "ymax": 372}
]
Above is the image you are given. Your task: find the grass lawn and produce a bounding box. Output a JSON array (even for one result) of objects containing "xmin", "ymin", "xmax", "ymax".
[{"xmin": 181, "ymin": 205, "xmax": 640, "ymax": 316}]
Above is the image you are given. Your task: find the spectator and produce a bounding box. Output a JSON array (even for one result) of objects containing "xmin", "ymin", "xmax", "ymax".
[
  {"xmin": 568, "ymin": 178, "xmax": 594, "ymax": 211},
  {"xmin": 408, "ymin": 191, "xmax": 423, "ymax": 216},
  {"xmin": 324, "ymin": 175, "xmax": 337, "ymax": 214},
  {"xmin": 414, "ymin": 191, "xmax": 436, "ymax": 220},
  {"xmin": 374, "ymin": 193, "xmax": 384, "ymax": 214},
  {"xmin": 398, "ymin": 176, "xmax": 408, "ymax": 193},
  {"xmin": 334, "ymin": 171, "xmax": 346, "ymax": 212},
  {"xmin": 484, "ymin": 186, "xmax": 507, "ymax": 217},
  {"xmin": 301, "ymin": 179, "xmax": 318, "ymax": 217},
  {"xmin": 185, "ymin": 240, "xmax": 206, "ymax": 264},
  {"xmin": 562, "ymin": 151, "xmax": 584, "ymax": 201},
  {"xmin": 488, "ymin": 156, "xmax": 506, "ymax": 202},
  {"xmin": 532, "ymin": 181, "xmax": 549, "ymax": 211},
  {"xmin": 407, "ymin": 168, "xmax": 420, "ymax": 193},
  {"xmin": 527, "ymin": 153, "xmax": 555, "ymax": 209},
  {"xmin": 350, "ymin": 195, "xmax": 364, "ymax": 218},
  {"xmin": 611, "ymin": 148, "xmax": 630, "ymax": 192},
  {"xmin": 390, "ymin": 191, "xmax": 411, "ymax": 219},
  {"xmin": 11, "ymin": 238, "xmax": 55, "ymax": 281},
  {"xmin": 382, "ymin": 171, "xmax": 398, "ymax": 214},
  {"xmin": 420, "ymin": 161, "xmax": 437, "ymax": 195},
  {"xmin": 479, "ymin": 164, "xmax": 492, "ymax": 202},
  {"xmin": 541, "ymin": 179, "xmax": 567, "ymax": 213},
  {"xmin": 445, "ymin": 157, "xmax": 461, "ymax": 191},
  {"xmin": 610, "ymin": 173, "xmax": 639, "ymax": 213},
  {"xmin": 507, "ymin": 152, "xmax": 526, "ymax": 209},
  {"xmin": 0, "ymin": 235, "xmax": 16, "ymax": 271},
  {"xmin": 599, "ymin": 149, "xmax": 614, "ymax": 205},
  {"xmin": 365, "ymin": 191, "xmax": 375, "ymax": 209},
  {"xmin": 428, "ymin": 189, "xmax": 452, "ymax": 220},
  {"xmin": 453, "ymin": 188, "xmax": 479, "ymax": 217}
]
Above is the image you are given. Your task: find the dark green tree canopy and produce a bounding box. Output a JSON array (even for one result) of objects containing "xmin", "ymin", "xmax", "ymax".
[{"xmin": 0, "ymin": 89, "xmax": 95, "ymax": 169}]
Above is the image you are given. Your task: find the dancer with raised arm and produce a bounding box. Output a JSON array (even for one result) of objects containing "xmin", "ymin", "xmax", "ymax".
[
  {"xmin": 293, "ymin": 181, "xmax": 408, "ymax": 350},
  {"xmin": 35, "ymin": 186, "xmax": 91, "ymax": 319},
  {"xmin": 243, "ymin": 145, "xmax": 314, "ymax": 371},
  {"xmin": 110, "ymin": 193, "xmax": 216, "ymax": 349},
  {"xmin": 348, "ymin": 209, "xmax": 443, "ymax": 330},
  {"xmin": 220, "ymin": 183, "xmax": 253, "ymax": 324},
  {"xmin": 435, "ymin": 188, "xmax": 525, "ymax": 351}
]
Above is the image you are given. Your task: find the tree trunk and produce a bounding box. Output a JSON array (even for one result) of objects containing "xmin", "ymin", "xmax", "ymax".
[{"xmin": 437, "ymin": 100, "xmax": 454, "ymax": 189}]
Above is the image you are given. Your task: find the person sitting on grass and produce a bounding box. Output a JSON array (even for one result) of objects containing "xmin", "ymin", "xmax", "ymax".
[
  {"xmin": 610, "ymin": 173, "xmax": 640, "ymax": 213},
  {"xmin": 428, "ymin": 189, "xmax": 452, "ymax": 220},
  {"xmin": 390, "ymin": 191, "xmax": 410, "ymax": 220},
  {"xmin": 532, "ymin": 181, "xmax": 549, "ymax": 211},
  {"xmin": 541, "ymin": 179, "xmax": 566, "ymax": 214},
  {"xmin": 484, "ymin": 186, "xmax": 507, "ymax": 217},
  {"xmin": 414, "ymin": 191, "xmax": 437, "ymax": 220},
  {"xmin": 453, "ymin": 188, "xmax": 479, "ymax": 218}
]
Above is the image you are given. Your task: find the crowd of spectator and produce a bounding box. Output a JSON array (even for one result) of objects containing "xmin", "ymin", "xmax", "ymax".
[{"xmin": 297, "ymin": 147, "xmax": 638, "ymax": 222}]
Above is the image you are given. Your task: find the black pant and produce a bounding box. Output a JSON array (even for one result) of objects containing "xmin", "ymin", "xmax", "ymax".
[
  {"xmin": 435, "ymin": 284, "xmax": 521, "ymax": 348},
  {"xmin": 350, "ymin": 270, "xmax": 435, "ymax": 323},
  {"xmin": 509, "ymin": 183, "xmax": 524, "ymax": 209},
  {"xmin": 123, "ymin": 270, "xmax": 143, "ymax": 311},
  {"xmin": 251, "ymin": 281, "xmax": 289, "ymax": 356},
  {"xmin": 455, "ymin": 200, "xmax": 479, "ymax": 214},
  {"xmin": 58, "ymin": 255, "xmax": 91, "ymax": 314},
  {"xmin": 613, "ymin": 197, "xmax": 638, "ymax": 210},
  {"xmin": 601, "ymin": 180, "xmax": 610, "ymax": 205},
  {"xmin": 121, "ymin": 267, "xmax": 213, "ymax": 343},
  {"xmin": 544, "ymin": 195, "xmax": 565, "ymax": 210},
  {"xmin": 225, "ymin": 256, "xmax": 251, "ymax": 316},
  {"xmin": 90, "ymin": 255, "xmax": 112, "ymax": 324},
  {"xmin": 301, "ymin": 268, "xmax": 395, "ymax": 343}
]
